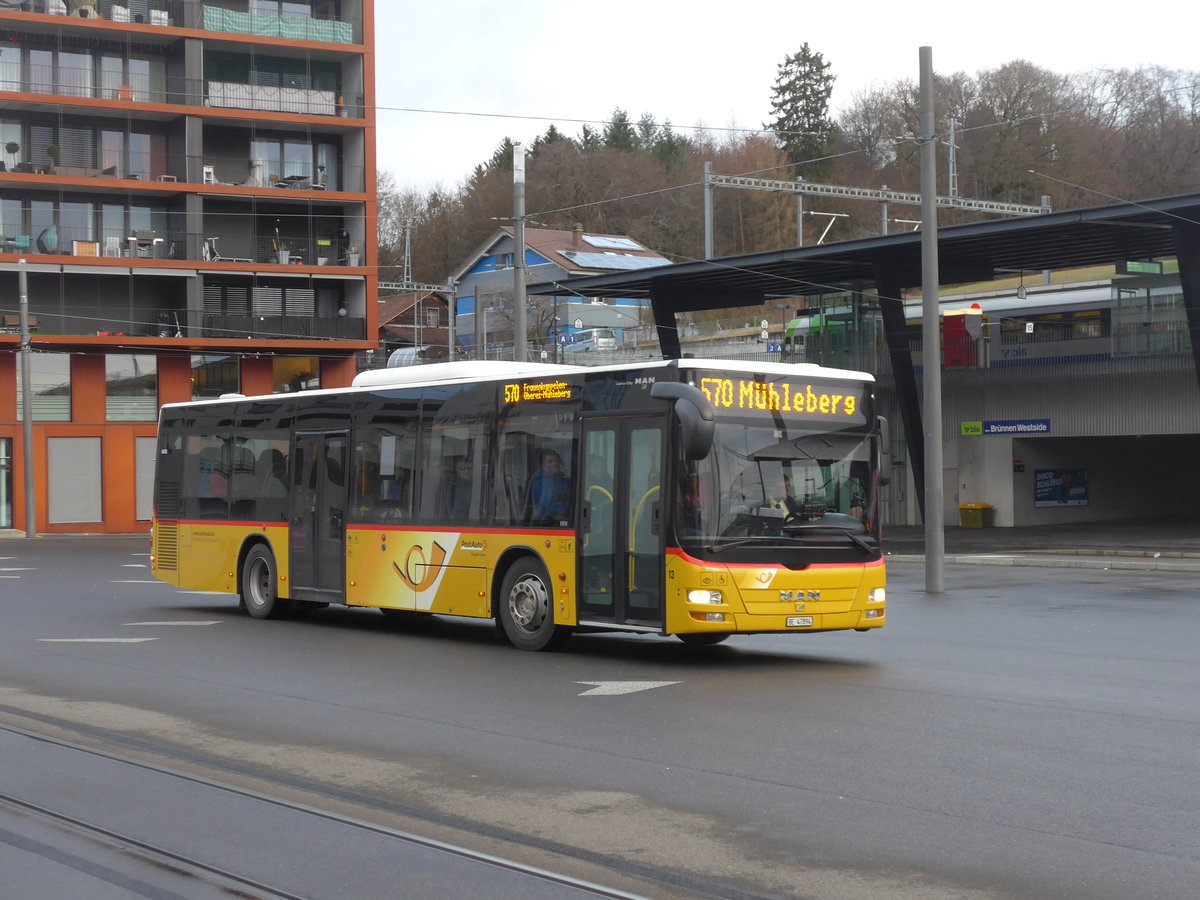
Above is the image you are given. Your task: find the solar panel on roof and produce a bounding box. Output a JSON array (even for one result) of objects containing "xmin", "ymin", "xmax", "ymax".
[
  {"xmin": 567, "ymin": 252, "xmax": 670, "ymax": 270},
  {"xmin": 582, "ymin": 235, "xmax": 643, "ymax": 250}
]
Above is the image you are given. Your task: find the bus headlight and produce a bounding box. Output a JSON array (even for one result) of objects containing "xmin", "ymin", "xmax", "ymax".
[
  {"xmin": 687, "ymin": 589, "xmax": 723, "ymax": 605},
  {"xmin": 868, "ymin": 588, "xmax": 885, "ymax": 604}
]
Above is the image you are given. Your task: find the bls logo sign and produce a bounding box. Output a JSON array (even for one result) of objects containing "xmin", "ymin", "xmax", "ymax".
[{"xmin": 393, "ymin": 541, "xmax": 447, "ymax": 592}]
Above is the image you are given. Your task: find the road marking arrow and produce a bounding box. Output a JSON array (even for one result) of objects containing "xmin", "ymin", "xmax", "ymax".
[{"xmin": 576, "ymin": 681, "xmax": 681, "ymax": 696}]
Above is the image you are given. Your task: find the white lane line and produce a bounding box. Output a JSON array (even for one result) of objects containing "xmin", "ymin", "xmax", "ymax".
[
  {"xmin": 575, "ymin": 681, "xmax": 682, "ymax": 696},
  {"xmin": 122, "ymin": 564, "xmax": 148, "ymax": 568},
  {"xmin": 111, "ymin": 580, "xmax": 162, "ymax": 584},
  {"xmin": 0, "ymin": 568, "xmax": 34, "ymax": 572},
  {"xmin": 0, "ymin": 576, "xmax": 21, "ymax": 579},
  {"xmin": 39, "ymin": 638, "xmax": 158, "ymax": 643},
  {"xmin": 126, "ymin": 621, "xmax": 221, "ymax": 626},
  {"xmin": 131, "ymin": 553, "xmax": 151, "ymax": 557},
  {"xmin": 177, "ymin": 591, "xmax": 227, "ymax": 596}
]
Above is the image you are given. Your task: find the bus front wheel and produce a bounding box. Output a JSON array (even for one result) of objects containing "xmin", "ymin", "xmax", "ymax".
[
  {"xmin": 498, "ymin": 559, "xmax": 570, "ymax": 651},
  {"xmin": 241, "ymin": 544, "xmax": 290, "ymax": 620}
]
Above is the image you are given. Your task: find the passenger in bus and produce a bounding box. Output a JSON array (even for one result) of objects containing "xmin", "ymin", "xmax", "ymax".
[
  {"xmin": 527, "ymin": 449, "xmax": 571, "ymax": 524},
  {"xmin": 444, "ymin": 458, "xmax": 473, "ymax": 518},
  {"xmin": 257, "ymin": 449, "xmax": 288, "ymax": 497}
]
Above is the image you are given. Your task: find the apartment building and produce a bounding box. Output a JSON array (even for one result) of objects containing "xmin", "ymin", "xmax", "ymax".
[{"xmin": 0, "ymin": 0, "xmax": 377, "ymax": 533}]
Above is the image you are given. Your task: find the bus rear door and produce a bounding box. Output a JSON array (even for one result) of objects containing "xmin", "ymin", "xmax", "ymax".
[
  {"xmin": 579, "ymin": 416, "xmax": 666, "ymax": 630},
  {"xmin": 290, "ymin": 430, "xmax": 348, "ymax": 603}
]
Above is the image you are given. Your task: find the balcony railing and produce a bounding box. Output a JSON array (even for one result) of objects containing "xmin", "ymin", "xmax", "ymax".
[
  {"xmin": 0, "ymin": 227, "xmax": 364, "ymax": 268},
  {"xmin": 1, "ymin": 149, "xmax": 365, "ymax": 193},
  {"xmin": 202, "ymin": 314, "xmax": 364, "ymax": 341},
  {"xmin": 0, "ymin": 66, "xmax": 364, "ymax": 117},
  {"xmin": 5, "ymin": 308, "xmax": 366, "ymax": 341},
  {"xmin": 17, "ymin": 0, "xmax": 360, "ymax": 45}
]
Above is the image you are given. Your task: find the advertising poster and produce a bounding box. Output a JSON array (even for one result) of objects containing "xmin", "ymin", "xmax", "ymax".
[{"xmin": 1034, "ymin": 469, "xmax": 1088, "ymax": 507}]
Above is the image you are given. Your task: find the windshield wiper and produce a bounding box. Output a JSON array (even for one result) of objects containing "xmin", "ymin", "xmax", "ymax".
[
  {"xmin": 708, "ymin": 536, "xmax": 792, "ymax": 552},
  {"xmin": 780, "ymin": 524, "xmax": 877, "ymax": 552}
]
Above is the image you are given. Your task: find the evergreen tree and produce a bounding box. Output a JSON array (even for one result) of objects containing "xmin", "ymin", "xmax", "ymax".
[
  {"xmin": 766, "ymin": 44, "xmax": 837, "ymax": 174},
  {"xmin": 530, "ymin": 123, "xmax": 572, "ymax": 156},
  {"xmin": 636, "ymin": 113, "xmax": 659, "ymax": 149},
  {"xmin": 651, "ymin": 120, "xmax": 689, "ymax": 171},
  {"xmin": 603, "ymin": 107, "xmax": 638, "ymax": 151},
  {"xmin": 577, "ymin": 123, "xmax": 602, "ymax": 151}
]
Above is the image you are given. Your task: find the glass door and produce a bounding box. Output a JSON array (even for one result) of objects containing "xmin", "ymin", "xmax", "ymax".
[
  {"xmin": 578, "ymin": 416, "xmax": 665, "ymax": 628},
  {"xmin": 0, "ymin": 439, "xmax": 11, "ymax": 529},
  {"xmin": 290, "ymin": 430, "xmax": 348, "ymax": 600}
]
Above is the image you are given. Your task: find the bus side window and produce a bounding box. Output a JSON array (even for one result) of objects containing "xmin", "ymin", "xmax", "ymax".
[{"xmin": 186, "ymin": 435, "xmax": 230, "ymax": 518}]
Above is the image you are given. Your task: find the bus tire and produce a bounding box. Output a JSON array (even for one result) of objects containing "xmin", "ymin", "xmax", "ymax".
[
  {"xmin": 677, "ymin": 632, "xmax": 730, "ymax": 647},
  {"xmin": 241, "ymin": 544, "xmax": 290, "ymax": 620},
  {"xmin": 498, "ymin": 558, "xmax": 570, "ymax": 651}
]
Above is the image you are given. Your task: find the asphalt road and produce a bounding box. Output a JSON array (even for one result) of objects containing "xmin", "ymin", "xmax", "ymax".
[{"xmin": 1, "ymin": 536, "xmax": 1197, "ymax": 899}]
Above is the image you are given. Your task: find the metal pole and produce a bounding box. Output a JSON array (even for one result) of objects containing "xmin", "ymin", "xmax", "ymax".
[
  {"xmin": 796, "ymin": 180, "xmax": 804, "ymax": 248},
  {"xmin": 703, "ymin": 161, "xmax": 713, "ymax": 259},
  {"xmin": 919, "ymin": 46, "xmax": 945, "ymax": 592},
  {"xmin": 447, "ymin": 281, "xmax": 457, "ymax": 360},
  {"xmin": 512, "ymin": 142, "xmax": 527, "ymax": 362},
  {"xmin": 18, "ymin": 259, "xmax": 36, "ymax": 538}
]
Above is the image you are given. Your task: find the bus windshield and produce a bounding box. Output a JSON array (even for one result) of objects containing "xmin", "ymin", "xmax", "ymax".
[{"xmin": 676, "ymin": 414, "xmax": 879, "ymax": 561}]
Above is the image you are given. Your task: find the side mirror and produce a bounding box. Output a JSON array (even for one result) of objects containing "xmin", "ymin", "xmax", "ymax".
[
  {"xmin": 877, "ymin": 415, "xmax": 892, "ymax": 486},
  {"xmin": 651, "ymin": 382, "xmax": 715, "ymax": 461}
]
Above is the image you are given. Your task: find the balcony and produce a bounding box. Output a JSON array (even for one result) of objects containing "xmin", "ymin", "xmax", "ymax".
[
  {"xmin": 1, "ymin": 147, "xmax": 364, "ymax": 194},
  {"xmin": 200, "ymin": 4, "xmax": 355, "ymax": 44},
  {"xmin": 13, "ymin": 1, "xmax": 359, "ymax": 45},
  {"xmin": 201, "ymin": 313, "xmax": 364, "ymax": 340},
  {"xmin": 0, "ymin": 226, "xmax": 363, "ymax": 269},
  {"xmin": 1, "ymin": 65, "xmax": 361, "ymax": 117},
  {"xmin": 206, "ymin": 80, "xmax": 346, "ymax": 117}
]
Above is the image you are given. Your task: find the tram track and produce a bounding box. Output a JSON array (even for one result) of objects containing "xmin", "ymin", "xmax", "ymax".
[{"xmin": 0, "ymin": 717, "xmax": 763, "ymax": 900}]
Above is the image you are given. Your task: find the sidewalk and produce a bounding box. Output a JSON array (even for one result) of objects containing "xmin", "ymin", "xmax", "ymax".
[{"xmin": 884, "ymin": 516, "xmax": 1200, "ymax": 571}]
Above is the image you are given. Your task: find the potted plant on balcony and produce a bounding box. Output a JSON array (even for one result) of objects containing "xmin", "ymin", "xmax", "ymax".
[
  {"xmin": 274, "ymin": 221, "xmax": 289, "ymax": 264},
  {"xmin": 4, "ymin": 142, "xmax": 18, "ymax": 170},
  {"xmin": 45, "ymin": 144, "xmax": 60, "ymax": 171}
]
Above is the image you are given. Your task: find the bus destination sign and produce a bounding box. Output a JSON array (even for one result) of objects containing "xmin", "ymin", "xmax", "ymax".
[
  {"xmin": 697, "ymin": 376, "xmax": 866, "ymax": 422},
  {"xmin": 504, "ymin": 380, "xmax": 574, "ymax": 403}
]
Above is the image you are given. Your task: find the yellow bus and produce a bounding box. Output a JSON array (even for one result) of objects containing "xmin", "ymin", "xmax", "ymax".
[{"xmin": 151, "ymin": 359, "xmax": 888, "ymax": 650}]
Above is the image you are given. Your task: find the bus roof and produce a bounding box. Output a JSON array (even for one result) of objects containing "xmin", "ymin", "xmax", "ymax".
[{"xmin": 163, "ymin": 358, "xmax": 874, "ymax": 411}]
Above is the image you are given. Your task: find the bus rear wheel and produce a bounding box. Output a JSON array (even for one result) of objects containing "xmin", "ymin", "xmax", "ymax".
[
  {"xmin": 498, "ymin": 559, "xmax": 570, "ymax": 651},
  {"xmin": 241, "ymin": 544, "xmax": 291, "ymax": 620}
]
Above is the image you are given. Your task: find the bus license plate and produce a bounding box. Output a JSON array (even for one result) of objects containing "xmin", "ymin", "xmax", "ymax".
[{"xmin": 786, "ymin": 616, "xmax": 813, "ymax": 627}]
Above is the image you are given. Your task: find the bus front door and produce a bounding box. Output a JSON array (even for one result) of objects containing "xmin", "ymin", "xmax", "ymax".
[
  {"xmin": 290, "ymin": 430, "xmax": 348, "ymax": 603},
  {"xmin": 579, "ymin": 417, "xmax": 665, "ymax": 630}
]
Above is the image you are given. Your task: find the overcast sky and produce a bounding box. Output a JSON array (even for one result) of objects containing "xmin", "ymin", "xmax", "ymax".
[{"xmin": 375, "ymin": 0, "xmax": 1195, "ymax": 192}]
